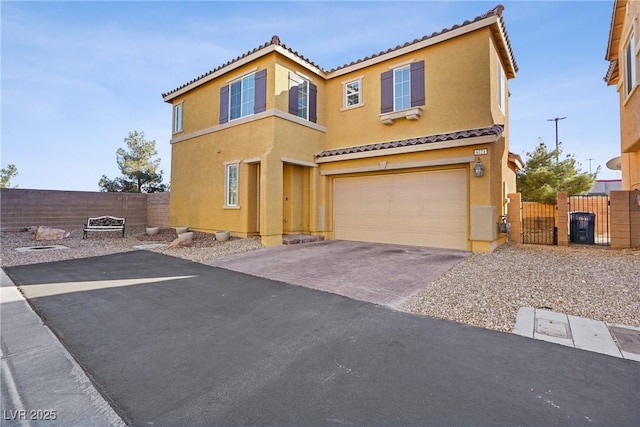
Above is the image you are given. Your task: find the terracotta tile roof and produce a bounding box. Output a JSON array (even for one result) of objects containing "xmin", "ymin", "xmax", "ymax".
[
  {"xmin": 162, "ymin": 4, "xmax": 518, "ymax": 99},
  {"xmin": 316, "ymin": 125, "xmax": 504, "ymax": 159},
  {"xmin": 329, "ymin": 4, "xmax": 517, "ymax": 74},
  {"xmin": 161, "ymin": 36, "xmax": 325, "ymax": 98}
]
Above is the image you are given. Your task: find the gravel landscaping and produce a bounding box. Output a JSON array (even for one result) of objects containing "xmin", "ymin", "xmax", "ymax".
[
  {"xmin": 2, "ymin": 228, "xmax": 638, "ymax": 333},
  {"xmin": 402, "ymin": 244, "xmax": 640, "ymax": 332},
  {"xmin": 0, "ymin": 226, "xmax": 264, "ymax": 267}
]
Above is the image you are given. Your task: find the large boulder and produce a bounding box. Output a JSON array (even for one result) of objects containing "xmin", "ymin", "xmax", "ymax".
[{"xmin": 33, "ymin": 226, "xmax": 70, "ymax": 241}]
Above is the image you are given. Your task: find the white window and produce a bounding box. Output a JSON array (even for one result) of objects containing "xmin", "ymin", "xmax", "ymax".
[
  {"xmin": 225, "ymin": 162, "xmax": 239, "ymax": 207},
  {"xmin": 173, "ymin": 102, "xmax": 183, "ymax": 133},
  {"xmin": 393, "ymin": 65, "xmax": 411, "ymax": 111},
  {"xmin": 498, "ymin": 66, "xmax": 506, "ymax": 112},
  {"xmin": 297, "ymin": 79, "xmax": 308, "ymax": 120},
  {"xmin": 624, "ymin": 31, "xmax": 637, "ymax": 96},
  {"xmin": 344, "ymin": 79, "xmax": 362, "ymax": 108},
  {"xmin": 230, "ymin": 73, "xmax": 255, "ymax": 120}
]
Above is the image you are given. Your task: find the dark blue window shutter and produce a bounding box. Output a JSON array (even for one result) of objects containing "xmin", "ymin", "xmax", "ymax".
[
  {"xmin": 254, "ymin": 69, "xmax": 267, "ymax": 114},
  {"xmin": 219, "ymin": 85, "xmax": 229, "ymax": 124},
  {"xmin": 289, "ymin": 85, "xmax": 299, "ymax": 116},
  {"xmin": 309, "ymin": 82, "xmax": 317, "ymax": 123},
  {"xmin": 380, "ymin": 70, "xmax": 393, "ymax": 113},
  {"xmin": 410, "ymin": 60, "xmax": 425, "ymax": 107}
]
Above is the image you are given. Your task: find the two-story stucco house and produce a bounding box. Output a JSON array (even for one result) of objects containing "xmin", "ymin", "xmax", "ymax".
[
  {"xmin": 162, "ymin": 4, "xmax": 519, "ymax": 253},
  {"xmin": 605, "ymin": 0, "xmax": 640, "ymax": 191}
]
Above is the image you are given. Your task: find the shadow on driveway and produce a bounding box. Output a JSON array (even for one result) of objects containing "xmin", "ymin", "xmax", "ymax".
[{"xmin": 4, "ymin": 251, "xmax": 639, "ymax": 426}]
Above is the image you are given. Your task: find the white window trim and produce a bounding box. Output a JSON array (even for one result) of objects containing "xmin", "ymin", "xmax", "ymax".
[
  {"xmin": 173, "ymin": 101, "xmax": 183, "ymax": 134},
  {"xmin": 342, "ymin": 76, "xmax": 364, "ymax": 110},
  {"xmin": 224, "ymin": 161, "xmax": 240, "ymax": 208},
  {"xmin": 393, "ymin": 65, "xmax": 411, "ymax": 112},
  {"xmin": 623, "ymin": 27, "xmax": 638, "ymax": 99},
  {"xmin": 290, "ymin": 72, "xmax": 310, "ymax": 120},
  {"xmin": 229, "ymin": 72, "xmax": 256, "ymax": 122},
  {"xmin": 498, "ymin": 65, "xmax": 506, "ymax": 113}
]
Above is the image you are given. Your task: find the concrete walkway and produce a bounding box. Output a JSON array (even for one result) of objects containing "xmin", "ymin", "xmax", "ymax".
[
  {"xmin": 0, "ymin": 269, "xmax": 125, "ymax": 427},
  {"xmin": 513, "ymin": 306, "xmax": 640, "ymax": 361}
]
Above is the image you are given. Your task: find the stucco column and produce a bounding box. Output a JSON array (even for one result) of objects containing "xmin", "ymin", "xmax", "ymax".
[
  {"xmin": 556, "ymin": 192, "xmax": 569, "ymax": 246},
  {"xmin": 610, "ymin": 190, "xmax": 631, "ymax": 249},
  {"xmin": 259, "ymin": 154, "xmax": 283, "ymax": 247},
  {"xmin": 507, "ymin": 193, "xmax": 521, "ymax": 244}
]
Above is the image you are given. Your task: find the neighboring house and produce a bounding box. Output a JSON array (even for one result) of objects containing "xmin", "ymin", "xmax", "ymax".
[
  {"xmin": 605, "ymin": 0, "xmax": 640, "ymax": 190},
  {"xmin": 588, "ymin": 179, "xmax": 622, "ymax": 195},
  {"xmin": 162, "ymin": 5, "xmax": 519, "ymax": 253}
]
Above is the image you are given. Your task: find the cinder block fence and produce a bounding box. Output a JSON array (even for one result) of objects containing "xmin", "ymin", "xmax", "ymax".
[{"xmin": 0, "ymin": 188, "xmax": 169, "ymax": 231}]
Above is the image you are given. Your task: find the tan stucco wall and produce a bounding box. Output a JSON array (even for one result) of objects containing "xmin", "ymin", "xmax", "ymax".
[
  {"xmin": 613, "ymin": 0, "xmax": 640, "ymax": 190},
  {"xmin": 167, "ymin": 23, "xmax": 513, "ymax": 252},
  {"xmin": 324, "ymin": 29, "xmax": 495, "ymax": 150}
]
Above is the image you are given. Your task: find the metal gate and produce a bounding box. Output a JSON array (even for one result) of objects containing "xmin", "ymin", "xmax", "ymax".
[
  {"xmin": 568, "ymin": 195, "xmax": 610, "ymax": 246},
  {"xmin": 521, "ymin": 201, "xmax": 557, "ymax": 245}
]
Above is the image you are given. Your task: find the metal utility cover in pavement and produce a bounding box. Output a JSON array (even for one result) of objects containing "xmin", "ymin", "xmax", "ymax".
[
  {"xmin": 536, "ymin": 318, "xmax": 571, "ymax": 339},
  {"xmin": 609, "ymin": 326, "xmax": 640, "ymax": 354}
]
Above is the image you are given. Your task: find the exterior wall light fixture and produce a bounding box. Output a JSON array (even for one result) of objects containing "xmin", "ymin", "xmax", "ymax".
[{"xmin": 474, "ymin": 157, "xmax": 485, "ymax": 178}]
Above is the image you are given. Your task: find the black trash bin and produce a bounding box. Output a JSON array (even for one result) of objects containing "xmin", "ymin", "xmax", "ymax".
[{"xmin": 569, "ymin": 212, "xmax": 595, "ymax": 244}]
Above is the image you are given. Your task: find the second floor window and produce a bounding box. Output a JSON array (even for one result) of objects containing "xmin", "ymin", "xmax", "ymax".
[
  {"xmin": 393, "ymin": 66, "xmax": 411, "ymax": 111},
  {"xmin": 230, "ymin": 74, "xmax": 255, "ymax": 120},
  {"xmin": 624, "ymin": 31, "xmax": 637, "ymax": 96},
  {"xmin": 498, "ymin": 65, "xmax": 506, "ymax": 112},
  {"xmin": 288, "ymin": 73, "xmax": 317, "ymax": 123},
  {"xmin": 174, "ymin": 103, "xmax": 183, "ymax": 133},
  {"xmin": 381, "ymin": 60, "xmax": 425, "ymax": 114},
  {"xmin": 344, "ymin": 79, "xmax": 362, "ymax": 108},
  {"xmin": 219, "ymin": 69, "xmax": 267, "ymax": 125}
]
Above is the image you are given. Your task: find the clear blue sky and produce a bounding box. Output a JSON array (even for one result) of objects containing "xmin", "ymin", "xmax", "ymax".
[{"xmin": 1, "ymin": 0, "xmax": 622, "ymax": 191}]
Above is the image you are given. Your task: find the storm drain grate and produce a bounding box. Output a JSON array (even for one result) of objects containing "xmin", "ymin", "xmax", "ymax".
[
  {"xmin": 16, "ymin": 245, "xmax": 69, "ymax": 253},
  {"xmin": 609, "ymin": 326, "xmax": 640, "ymax": 354}
]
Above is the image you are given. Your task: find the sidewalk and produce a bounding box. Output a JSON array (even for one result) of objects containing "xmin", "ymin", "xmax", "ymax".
[
  {"xmin": 513, "ymin": 306, "xmax": 640, "ymax": 361},
  {"xmin": 0, "ymin": 269, "xmax": 126, "ymax": 426}
]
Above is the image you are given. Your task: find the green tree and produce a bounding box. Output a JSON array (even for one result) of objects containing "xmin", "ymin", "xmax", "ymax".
[
  {"xmin": 516, "ymin": 141, "xmax": 598, "ymax": 203},
  {"xmin": 99, "ymin": 131, "xmax": 167, "ymax": 193},
  {"xmin": 0, "ymin": 164, "xmax": 18, "ymax": 188}
]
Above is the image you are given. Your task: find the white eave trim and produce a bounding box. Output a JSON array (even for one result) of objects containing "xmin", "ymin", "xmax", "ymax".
[
  {"xmin": 315, "ymin": 134, "xmax": 499, "ymax": 163},
  {"xmin": 281, "ymin": 157, "xmax": 318, "ymax": 168}
]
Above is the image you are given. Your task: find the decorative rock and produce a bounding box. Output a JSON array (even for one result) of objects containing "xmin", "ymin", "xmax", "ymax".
[
  {"xmin": 167, "ymin": 236, "xmax": 193, "ymax": 249},
  {"xmin": 33, "ymin": 226, "xmax": 69, "ymax": 241}
]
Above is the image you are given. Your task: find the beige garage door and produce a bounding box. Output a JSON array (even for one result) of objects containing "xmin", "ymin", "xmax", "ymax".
[{"xmin": 333, "ymin": 169, "xmax": 468, "ymax": 250}]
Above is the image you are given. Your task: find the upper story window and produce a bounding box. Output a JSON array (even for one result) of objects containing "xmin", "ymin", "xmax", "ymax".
[
  {"xmin": 344, "ymin": 78, "xmax": 362, "ymax": 108},
  {"xmin": 173, "ymin": 102, "xmax": 183, "ymax": 133},
  {"xmin": 498, "ymin": 65, "xmax": 506, "ymax": 112},
  {"xmin": 393, "ymin": 66, "xmax": 411, "ymax": 111},
  {"xmin": 288, "ymin": 72, "xmax": 317, "ymax": 123},
  {"xmin": 219, "ymin": 69, "xmax": 267, "ymax": 125},
  {"xmin": 380, "ymin": 60, "xmax": 425, "ymax": 114},
  {"xmin": 624, "ymin": 30, "xmax": 637, "ymax": 96},
  {"xmin": 230, "ymin": 74, "xmax": 255, "ymax": 120}
]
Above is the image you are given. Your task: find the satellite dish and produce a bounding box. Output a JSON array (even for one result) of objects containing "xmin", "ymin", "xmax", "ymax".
[{"xmin": 606, "ymin": 156, "xmax": 622, "ymax": 170}]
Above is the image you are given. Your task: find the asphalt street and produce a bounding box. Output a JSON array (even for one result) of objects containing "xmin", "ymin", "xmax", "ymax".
[{"xmin": 4, "ymin": 250, "xmax": 639, "ymax": 426}]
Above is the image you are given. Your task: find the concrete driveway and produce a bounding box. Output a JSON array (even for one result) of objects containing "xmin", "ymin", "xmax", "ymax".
[
  {"xmin": 3, "ymin": 251, "xmax": 639, "ymax": 426},
  {"xmin": 206, "ymin": 240, "xmax": 469, "ymax": 308}
]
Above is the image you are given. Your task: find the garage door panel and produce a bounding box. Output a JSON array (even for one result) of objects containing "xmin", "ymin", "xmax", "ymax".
[{"xmin": 334, "ymin": 169, "xmax": 468, "ymax": 250}]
